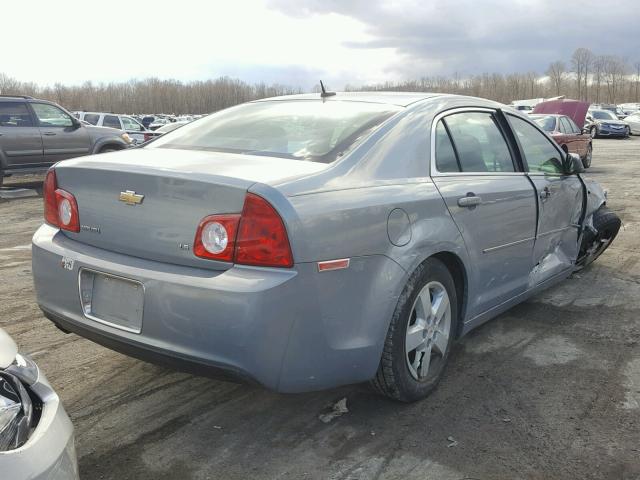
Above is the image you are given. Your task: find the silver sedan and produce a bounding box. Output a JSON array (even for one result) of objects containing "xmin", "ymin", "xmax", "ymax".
[{"xmin": 31, "ymin": 92, "xmax": 620, "ymax": 402}]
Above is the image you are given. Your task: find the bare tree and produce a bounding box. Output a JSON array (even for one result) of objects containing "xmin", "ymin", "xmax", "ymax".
[
  {"xmin": 546, "ymin": 61, "xmax": 566, "ymax": 96},
  {"xmin": 571, "ymin": 48, "xmax": 594, "ymax": 100}
]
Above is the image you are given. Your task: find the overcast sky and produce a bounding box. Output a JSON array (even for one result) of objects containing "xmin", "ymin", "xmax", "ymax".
[{"xmin": 3, "ymin": 0, "xmax": 639, "ymax": 90}]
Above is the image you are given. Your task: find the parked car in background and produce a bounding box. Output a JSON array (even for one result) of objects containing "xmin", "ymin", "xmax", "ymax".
[
  {"xmin": 587, "ymin": 109, "xmax": 631, "ymax": 138},
  {"xmin": 590, "ymin": 104, "xmax": 627, "ymax": 119},
  {"xmin": 74, "ymin": 112, "xmax": 161, "ymax": 145},
  {"xmin": 32, "ymin": 92, "xmax": 620, "ymax": 402},
  {"xmin": 140, "ymin": 116, "xmax": 156, "ymax": 129},
  {"xmin": 155, "ymin": 120, "xmax": 189, "ymax": 135},
  {"xmin": 148, "ymin": 117, "xmax": 173, "ymax": 130},
  {"xmin": 625, "ymin": 112, "xmax": 640, "ymax": 135},
  {"xmin": 0, "ymin": 96, "xmax": 131, "ymax": 187},
  {"xmin": 0, "ymin": 328, "xmax": 78, "ymax": 479},
  {"xmin": 620, "ymin": 103, "xmax": 640, "ymax": 115},
  {"xmin": 530, "ymin": 114, "xmax": 592, "ymax": 168}
]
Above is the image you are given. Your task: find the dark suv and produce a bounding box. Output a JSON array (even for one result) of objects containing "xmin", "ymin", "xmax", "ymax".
[{"xmin": 0, "ymin": 95, "xmax": 132, "ymax": 187}]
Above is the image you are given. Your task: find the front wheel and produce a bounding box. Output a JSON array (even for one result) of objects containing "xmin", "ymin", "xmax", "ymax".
[
  {"xmin": 582, "ymin": 143, "xmax": 592, "ymax": 169},
  {"xmin": 576, "ymin": 206, "xmax": 621, "ymax": 269},
  {"xmin": 370, "ymin": 258, "xmax": 458, "ymax": 402}
]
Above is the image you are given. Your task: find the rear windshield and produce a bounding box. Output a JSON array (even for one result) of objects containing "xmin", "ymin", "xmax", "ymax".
[
  {"xmin": 532, "ymin": 115, "xmax": 556, "ymax": 132},
  {"xmin": 149, "ymin": 100, "xmax": 401, "ymax": 163}
]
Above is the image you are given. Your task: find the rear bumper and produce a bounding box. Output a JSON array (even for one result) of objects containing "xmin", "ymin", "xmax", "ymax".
[
  {"xmin": 0, "ymin": 370, "xmax": 78, "ymax": 480},
  {"xmin": 32, "ymin": 225, "xmax": 406, "ymax": 393}
]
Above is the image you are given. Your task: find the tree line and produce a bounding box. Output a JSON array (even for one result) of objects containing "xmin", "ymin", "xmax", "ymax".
[
  {"xmin": 348, "ymin": 48, "xmax": 640, "ymax": 105},
  {"xmin": 0, "ymin": 74, "xmax": 301, "ymax": 114},
  {"xmin": 1, "ymin": 48, "xmax": 639, "ymax": 114}
]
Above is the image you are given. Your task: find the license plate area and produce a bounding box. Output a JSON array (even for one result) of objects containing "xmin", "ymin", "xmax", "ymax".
[{"xmin": 79, "ymin": 269, "xmax": 144, "ymax": 333}]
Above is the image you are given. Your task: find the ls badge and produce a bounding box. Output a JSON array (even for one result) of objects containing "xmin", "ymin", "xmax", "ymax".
[{"xmin": 119, "ymin": 190, "xmax": 145, "ymax": 206}]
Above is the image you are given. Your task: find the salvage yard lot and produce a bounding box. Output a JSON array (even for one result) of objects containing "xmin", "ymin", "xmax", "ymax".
[{"xmin": 1, "ymin": 138, "xmax": 639, "ymax": 480}]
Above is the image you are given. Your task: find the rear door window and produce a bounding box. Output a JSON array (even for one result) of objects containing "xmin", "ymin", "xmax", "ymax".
[
  {"xmin": 103, "ymin": 115, "xmax": 122, "ymax": 129},
  {"xmin": 559, "ymin": 117, "xmax": 572, "ymax": 134},
  {"xmin": 434, "ymin": 121, "xmax": 459, "ymax": 172},
  {"xmin": 84, "ymin": 113, "xmax": 100, "ymax": 125},
  {"xmin": 439, "ymin": 112, "xmax": 515, "ymax": 173},
  {"xmin": 0, "ymin": 102, "xmax": 34, "ymax": 127}
]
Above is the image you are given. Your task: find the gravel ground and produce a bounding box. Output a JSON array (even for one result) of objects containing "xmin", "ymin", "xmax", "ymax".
[{"xmin": 1, "ymin": 138, "xmax": 639, "ymax": 480}]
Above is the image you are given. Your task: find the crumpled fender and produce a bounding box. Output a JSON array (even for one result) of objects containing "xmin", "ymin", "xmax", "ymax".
[{"xmin": 582, "ymin": 177, "xmax": 607, "ymax": 234}]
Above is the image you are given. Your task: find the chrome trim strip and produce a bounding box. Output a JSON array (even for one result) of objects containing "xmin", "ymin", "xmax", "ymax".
[
  {"xmin": 482, "ymin": 236, "xmax": 535, "ymax": 253},
  {"xmin": 77, "ymin": 267, "xmax": 145, "ymax": 334},
  {"xmin": 536, "ymin": 225, "xmax": 574, "ymax": 238}
]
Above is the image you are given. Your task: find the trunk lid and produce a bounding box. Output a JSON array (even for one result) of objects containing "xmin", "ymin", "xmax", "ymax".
[{"xmin": 55, "ymin": 148, "xmax": 326, "ymax": 269}]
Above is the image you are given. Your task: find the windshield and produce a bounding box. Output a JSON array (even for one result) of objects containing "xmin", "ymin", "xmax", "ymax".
[
  {"xmin": 532, "ymin": 115, "xmax": 556, "ymax": 132},
  {"xmin": 149, "ymin": 100, "xmax": 401, "ymax": 163},
  {"xmin": 592, "ymin": 110, "xmax": 617, "ymax": 120}
]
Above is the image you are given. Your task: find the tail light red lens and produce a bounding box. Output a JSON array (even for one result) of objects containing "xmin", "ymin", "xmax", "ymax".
[
  {"xmin": 235, "ymin": 193, "xmax": 294, "ymax": 268},
  {"xmin": 194, "ymin": 193, "xmax": 293, "ymax": 268},
  {"xmin": 43, "ymin": 168, "xmax": 80, "ymax": 232},
  {"xmin": 43, "ymin": 169, "xmax": 58, "ymax": 226},
  {"xmin": 193, "ymin": 214, "xmax": 240, "ymax": 261}
]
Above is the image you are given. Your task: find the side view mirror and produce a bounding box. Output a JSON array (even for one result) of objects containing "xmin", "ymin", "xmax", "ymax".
[
  {"xmin": 71, "ymin": 117, "xmax": 82, "ymax": 129},
  {"xmin": 564, "ymin": 152, "xmax": 585, "ymax": 174}
]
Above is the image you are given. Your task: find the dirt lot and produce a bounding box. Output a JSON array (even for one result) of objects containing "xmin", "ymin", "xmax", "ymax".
[{"xmin": 1, "ymin": 138, "xmax": 639, "ymax": 480}]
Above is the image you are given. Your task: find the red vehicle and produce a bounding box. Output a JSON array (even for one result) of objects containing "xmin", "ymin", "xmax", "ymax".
[{"xmin": 531, "ymin": 100, "xmax": 593, "ymax": 168}]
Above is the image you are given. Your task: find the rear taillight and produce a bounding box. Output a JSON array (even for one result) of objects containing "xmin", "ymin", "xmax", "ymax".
[
  {"xmin": 193, "ymin": 214, "xmax": 240, "ymax": 261},
  {"xmin": 43, "ymin": 168, "xmax": 80, "ymax": 232},
  {"xmin": 194, "ymin": 193, "xmax": 293, "ymax": 268}
]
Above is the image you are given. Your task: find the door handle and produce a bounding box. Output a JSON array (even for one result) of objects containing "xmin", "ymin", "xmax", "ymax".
[
  {"xmin": 43, "ymin": 132, "xmax": 57, "ymax": 136},
  {"xmin": 458, "ymin": 195, "xmax": 482, "ymax": 208},
  {"xmin": 539, "ymin": 186, "xmax": 551, "ymax": 199}
]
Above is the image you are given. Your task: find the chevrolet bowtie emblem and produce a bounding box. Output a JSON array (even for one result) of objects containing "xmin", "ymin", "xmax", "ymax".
[{"xmin": 119, "ymin": 190, "xmax": 145, "ymax": 205}]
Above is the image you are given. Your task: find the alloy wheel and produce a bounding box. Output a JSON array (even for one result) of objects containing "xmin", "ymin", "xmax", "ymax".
[{"xmin": 405, "ymin": 281, "xmax": 451, "ymax": 380}]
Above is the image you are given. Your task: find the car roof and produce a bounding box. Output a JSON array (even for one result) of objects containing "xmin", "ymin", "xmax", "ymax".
[{"xmin": 252, "ymin": 91, "xmax": 444, "ymax": 107}]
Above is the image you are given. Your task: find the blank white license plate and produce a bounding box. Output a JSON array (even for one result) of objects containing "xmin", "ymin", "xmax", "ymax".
[{"xmin": 79, "ymin": 269, "xmax": 144, "ymax": 333}]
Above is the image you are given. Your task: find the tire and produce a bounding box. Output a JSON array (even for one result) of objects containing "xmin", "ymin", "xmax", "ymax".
[
  {"xmin": 370, "ymin": 258, "xmax": 458, "ymax": 402},
  {"xmin": 576, "ymin": 206, "xmax": 621, "ymax": 269},
  {"xmin": 99, "ymin": 146, "xmax": 119, "ymax": 154},
  {"xmin": 582, "ymin": 143, "xmax": 593, "ymax": 169},
  {"xmin": 590, "ymin": 126, "xmax": 597, "ymax": 138}
]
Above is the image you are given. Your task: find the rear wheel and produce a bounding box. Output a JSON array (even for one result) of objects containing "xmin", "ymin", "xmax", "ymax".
[
  {"xmin": 370, "ymin": 258, "xmax": 458, "ymax": 402},
  {"xmin": 576, "ymin": 206, "xmax": 621, "ymax": 269},
  {"xmin": 582, "ymin": 143, "xmax": 593, "ymax": 169}
]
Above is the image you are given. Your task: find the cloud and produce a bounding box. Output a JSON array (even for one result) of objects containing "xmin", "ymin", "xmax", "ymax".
[{"xmin": 267, "ymin": 0, "xmax": 640, "ymax": 79}]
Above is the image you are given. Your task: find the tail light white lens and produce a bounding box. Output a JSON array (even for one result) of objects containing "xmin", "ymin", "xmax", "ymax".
[
  {"xmin": 42, "ymin": 168, "xmax": 80, "ymax": 232},
  {"xmin": 202, "ymin": 221, "xmax": 229, "ymax": 254},
  {"xmin": 194, "ymin": 194, "xmax": 294, "ymax": 268},
  {"xmin": 58, "ymin": 198, "xmax": 73, "ymax": 226},
  {"xmin": 193, "ymin": 214, "xmax": 240, "ymax": 261}
]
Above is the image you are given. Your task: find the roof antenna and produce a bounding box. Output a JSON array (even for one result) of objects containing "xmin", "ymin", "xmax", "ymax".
[{"xmin": 320, "ymin": 80, "xmax": 336, "ymax": 98}]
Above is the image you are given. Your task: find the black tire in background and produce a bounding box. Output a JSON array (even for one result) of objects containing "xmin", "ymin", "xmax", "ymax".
[
  {"xmin": 371, "ymin": 258, "xmax": 458, "ymax": 402},
  {"xmin": 576, "ymin": 206, "xmax": 621, "ymax": 269}
]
